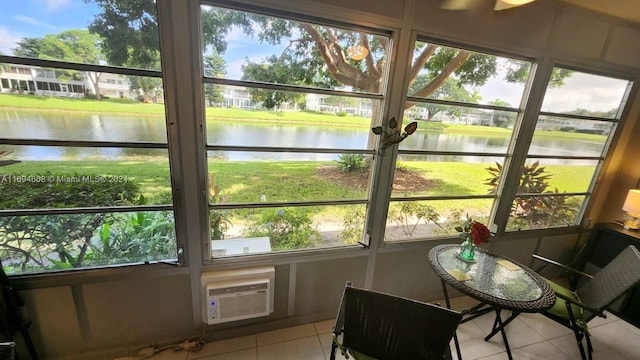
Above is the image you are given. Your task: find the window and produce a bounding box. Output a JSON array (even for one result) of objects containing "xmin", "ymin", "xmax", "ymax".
[
  {"xmin": 506, "ymin": 68, "xmax": 632, "ymax": 231},
  {"xmin": 0, "ymin": 2, "xmax": 175, "ymax": 274},
  {"xmin": 200, "ymin": 3, "xmax": 391, "ymax": 257},
  {"xmin": 384, "ymin": 40, "xmax": 532, "ymax": 241},
  {"xmin": 1, "ymin": 79, "xmax": 9, "ymax": 89}
]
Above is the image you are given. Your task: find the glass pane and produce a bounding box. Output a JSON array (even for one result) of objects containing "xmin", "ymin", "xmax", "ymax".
[
  {"xmin": 385, "ymin": 199, "xmax": 492, "ymax": 242},
  {"xmin": 0, "ymin": 146, "xmax": 172, "ymax": 207},
  {"xmin": 200, "ymin": 6, "xmax": 389, "ymax": 94},
  {"xmin": 529, "ymin": 116, "xmax": 612, "ymax": 157},
  {"xmin": 0, "ymin": 75, "xmax": 166, "ymax": 142},
  {"xmin": 516, "ymin": 159, "xmax": 598, "ymax": 193},
  {"xmin": 408, "ymin": 41, "xmax": 531, "ymax": 107},
  {"xmin": 209, "ymin": 204, "xmax": 366, "ymax": 256},
  {"xmin": 541, "ymin": 69, "xmax": 630, "ymax": 117},
  {"xmin": 205, "ymin": 86, "xmax": 379, "ymax": 149},
  {"xmin": 0, "ymin": 210, "xmax": 176, "ymax": 275},
  {"xmin": 1, "ymin": 2, "xmax": 161, "ymax": 70},
  {"xmin": 506, "ymin": 194, "xmax": 584, "ymax": 231},
  {"xmin": 400, "ymin": 104, "xmax": 516, "ymax": 153},
  {"xmin": 393, "ymin": 155, "xmax": 505, "ymax": 197},
  {"xmin": 208, "ymin": 151, "xmax": 370, "ymax": 204}
]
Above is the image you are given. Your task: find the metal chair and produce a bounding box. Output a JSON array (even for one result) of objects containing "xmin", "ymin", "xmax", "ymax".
[
  {"xmin": 532, "ymin": 245, "xmax": 640, "ymax": 360},
  {"xmin": 330, "ymin": 282, "xmax": 462, "ymax": 360}
]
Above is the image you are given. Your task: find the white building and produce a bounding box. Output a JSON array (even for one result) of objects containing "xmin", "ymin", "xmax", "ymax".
[{"xmin": 0, "ymin": 64, "xmax": 134, "ymax": 99}]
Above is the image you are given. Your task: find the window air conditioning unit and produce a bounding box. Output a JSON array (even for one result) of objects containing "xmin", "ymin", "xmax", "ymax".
[{"xmin": 201, "ymin": 266, "xmax": 275, "ymax": 325}]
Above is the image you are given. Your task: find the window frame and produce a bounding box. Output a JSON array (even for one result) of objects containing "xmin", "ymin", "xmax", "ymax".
[{"xmin": 0, "ymin": 54, "xmax": 180, "ymax": 274}]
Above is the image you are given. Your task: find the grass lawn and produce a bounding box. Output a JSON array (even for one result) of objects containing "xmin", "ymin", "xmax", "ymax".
[{"xmin": 2, "ymin": 159, "xmax": 593, "ymax": 211}]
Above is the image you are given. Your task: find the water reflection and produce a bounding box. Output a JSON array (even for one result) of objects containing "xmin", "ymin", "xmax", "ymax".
[{"xmin": 0, "ymin": 110, "xmax": 607, "ymax": 164}]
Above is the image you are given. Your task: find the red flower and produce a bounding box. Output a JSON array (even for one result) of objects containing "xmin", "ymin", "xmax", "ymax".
[{"xmin": 471, "ymin": 222, "xmax": 491, "ymax": 245}]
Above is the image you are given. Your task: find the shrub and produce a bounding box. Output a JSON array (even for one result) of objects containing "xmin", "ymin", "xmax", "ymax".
[
  {"xmin": 485, "ymin": 161, "xmax": 577, "ymax": 229},
  {"xmin": 388, "ymin": 201, "xmax": 443, "ymax": 238},
  {"xmin": 336, "ymin": 154, "xmax": 366, "ymax": 173},
  {"xmin": 336, "ymin": 111, "xmax": 348, "ymax": 117},
  {"xmin": 339, "ymin": 206, "xmax": 366, "ymax": 244},
  {"xmin": 244, "ymin": 208, "xmax": 320, "ymax": 250},
  {"xmin": 0, "ymin": 172, "xmax": 143, "ymax": 272}
]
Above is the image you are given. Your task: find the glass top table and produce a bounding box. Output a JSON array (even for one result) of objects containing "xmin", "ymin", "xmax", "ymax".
[{"xmin": 428, "ymin": 244, "xmax": 556, "ymax": 359}]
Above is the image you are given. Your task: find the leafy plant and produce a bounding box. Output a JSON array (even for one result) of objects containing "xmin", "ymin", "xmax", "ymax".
[
  {"xmin": 388, "ymin": 201, "xmax": 444, "ymax": 238},
  {"xmin": 485, "ymin": 161, "xmax": 577, "ymax": 229},
  {"xmin": 339, "ymin": 206, "xmax": 366, "ymax": 244},
  {"xmin": 244, "ymin": 208, "xmax": 320, "ymax": 250},
  {"xmin": 0, "ymin": 172, "xmax": 142, "ymax": 272},
  {"xmin": 209, "ymin": 173, "xmax": 232, "ymax": 240},
  {"xmin": 336, "ymin": 154, "xmax": 366, "ymax": 173}
]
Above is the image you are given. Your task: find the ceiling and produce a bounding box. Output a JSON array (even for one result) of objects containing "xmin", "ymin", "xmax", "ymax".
[{"xmin": 558, "ymin": 0, "xmax": 640, "ymax": 24}]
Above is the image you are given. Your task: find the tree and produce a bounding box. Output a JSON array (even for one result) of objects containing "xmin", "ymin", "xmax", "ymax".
[
  {"xmin": 487, "ymin": 99, "xmax": 517, "ymax": 128},
  {"xmin": 86, "ymin": 1, "xmax": 247, "ymax": 101},
  {"xmin": 241, "ymin": 54, "xmax": 309, "ymax": 110},
  {"xmin": 203, "ymin": 53, "xmax": 227, "ymax": 106},
  {"xmin": 85, "ymin": 1, "xmax": 572, "ymax": 137},
  {"xmin": 13, "ymin": 29, "xmax": 106, "ymax": 99},
  {"xmin": 408, "ymin": 75, "xmax": 481, "ymax": 121}
]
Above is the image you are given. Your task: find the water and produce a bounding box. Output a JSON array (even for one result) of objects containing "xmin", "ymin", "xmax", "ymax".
[{"xmin": 0, "ymin": 109, "xmax": 606, "ymax": 164}]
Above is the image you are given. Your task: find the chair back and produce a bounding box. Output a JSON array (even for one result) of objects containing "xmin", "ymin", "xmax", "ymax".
[
  {"xmin": 577, "ymin": 245, "xmax": 640, "ymax": 318},
  {"xmin": 340, "ymin": 285, "xmax": 462, "ymax": 360}
]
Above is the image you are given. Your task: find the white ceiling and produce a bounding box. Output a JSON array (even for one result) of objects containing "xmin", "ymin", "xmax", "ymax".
[{"xmin": 558, "ymin": 0, "xmax": 640, "ymax": 24}]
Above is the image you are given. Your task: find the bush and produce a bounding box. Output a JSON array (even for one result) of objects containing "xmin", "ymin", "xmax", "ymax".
[
  {"xmin": 485, "ymin": 161, "xmax": 577, "ymax": 229},
  {"xmin": 244, "ymin": 208, "xmax": 320, "ymax": 250},
  {"xmin": 0, "ymin": 172, "xmax": 144, "ymax": 272},
  {"xmin": 336, "ymin": 154, "xmax": 366, "ymax": 173},
  {"xmin": 339, "ymin": 206, "xmax": 365, "ymax": 244},
  {"xmin": 336, "ymin": 111, "xmax": 348, "ymax": 117}
]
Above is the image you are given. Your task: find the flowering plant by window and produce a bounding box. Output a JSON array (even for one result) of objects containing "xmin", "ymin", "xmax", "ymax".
[{"xmin": 456, "ymin": 216, "xmax": 491, "ymax": 261}]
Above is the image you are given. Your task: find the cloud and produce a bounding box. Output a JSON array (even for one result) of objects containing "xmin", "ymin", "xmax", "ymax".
[
  {"xmin": 0, "ymin": 27, "xmax": 23, "ymax": 55},
  {"xmin": 14, "ymin": 15, "xmax": 61, "ymax": 30},
  {"xmin": 37, "ymin": 0, "xmax": 72, "ymax": 11}
]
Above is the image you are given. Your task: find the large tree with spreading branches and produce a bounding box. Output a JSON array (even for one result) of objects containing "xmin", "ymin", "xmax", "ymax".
[{"xmin": 85, "ymin": 1, "xmax": 571, "ymax": 131}]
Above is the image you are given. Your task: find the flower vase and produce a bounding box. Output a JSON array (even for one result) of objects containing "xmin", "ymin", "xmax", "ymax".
[{"xmin": 460, "ymin": 238, "xmax": 476, "ymax": 261}]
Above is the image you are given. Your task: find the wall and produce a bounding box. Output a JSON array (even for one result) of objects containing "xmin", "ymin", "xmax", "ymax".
[{"xmin": 11, "ymin": 0, "xmax": 640, "ymax": 359}]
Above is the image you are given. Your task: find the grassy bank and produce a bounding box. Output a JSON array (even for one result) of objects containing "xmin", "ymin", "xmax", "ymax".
[{"xmin": 0, "ymin": 93, "xmax": 607, "ymax": 140}]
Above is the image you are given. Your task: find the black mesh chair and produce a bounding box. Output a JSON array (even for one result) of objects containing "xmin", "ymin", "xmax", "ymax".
[
  {"xmin": 532, "ymin": 245, "xmax": 640, "ymax": 360},
  {"xmin": 330, "ymin": 282, "xmax": 462, "ymax": 360}
]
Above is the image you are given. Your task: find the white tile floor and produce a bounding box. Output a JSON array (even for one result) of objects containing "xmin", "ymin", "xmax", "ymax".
[{"xmin": 116, "ymin": 296, "xmax": 640, "ymax": 360}]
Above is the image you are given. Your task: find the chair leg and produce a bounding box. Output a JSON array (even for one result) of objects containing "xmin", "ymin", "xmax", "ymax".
[
  {"xmin": 585, "ymin": 331, "xmax": 593, "ymax": 360},
  {"xmin": 565, "ymin": 302, "xmax": 587, "ymax": 360},
  {"xmin": 330, "ymin": 339, "xmax": 337, "ymax": 360}
]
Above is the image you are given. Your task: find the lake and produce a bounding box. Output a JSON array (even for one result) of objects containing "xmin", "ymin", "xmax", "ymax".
[{"xmin": 0, "ymin": 110, "xmax": 606, "ymax": 164}]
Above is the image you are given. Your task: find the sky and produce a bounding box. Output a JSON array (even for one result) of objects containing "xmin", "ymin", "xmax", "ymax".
[
  {"xmin": 0, "ymin": 0, "xmax": 101, "ymax": 54},
  {"xmin": 0, "ymin": 0, "xmax": 631, "ymax": 114}
]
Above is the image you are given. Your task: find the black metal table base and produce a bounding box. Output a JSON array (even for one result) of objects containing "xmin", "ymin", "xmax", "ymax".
[{"xmin": 441, "ymin": 279, "xmax": 520, "ymax": 360}]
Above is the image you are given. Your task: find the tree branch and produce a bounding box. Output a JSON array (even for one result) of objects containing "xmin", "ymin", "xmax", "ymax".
[
  {"xmin": 362, "ymin": 35, "xmax": 380, "ymax": 79},
  {"xmin": 407, "ymin": 50, "xmax": 470, "ymax": 109},
  {"xmin": 299, "ymin": 23, "xmax": 378, "ymax": 92},
  {"xmin": 408, "ymin": 44, "xmax": 437, "ymax": 90}
]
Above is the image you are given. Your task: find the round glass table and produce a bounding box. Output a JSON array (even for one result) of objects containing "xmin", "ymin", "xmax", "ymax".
[{"xmin": 428, "ymin": 244, "xmax": 556, "ymax": 359}]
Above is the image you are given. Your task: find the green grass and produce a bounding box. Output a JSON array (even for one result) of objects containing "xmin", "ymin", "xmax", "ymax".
[
  {"xmin": 0, "ymin": 93, "xmax": 166, "ymax": 115},
  {"xmin": 3, "ymin": 159, "xmax": 593, "ymax": 208}
]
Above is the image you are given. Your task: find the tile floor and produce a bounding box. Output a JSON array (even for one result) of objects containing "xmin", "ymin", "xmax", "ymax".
[{"xmin": 116, "ymin": 296, "xmax": 640, "ymax": 360}]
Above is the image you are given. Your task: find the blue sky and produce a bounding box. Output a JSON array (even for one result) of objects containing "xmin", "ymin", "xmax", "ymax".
[{"xmin": 0, "ymin": 0, "xmax": 101, "ymax": 54}]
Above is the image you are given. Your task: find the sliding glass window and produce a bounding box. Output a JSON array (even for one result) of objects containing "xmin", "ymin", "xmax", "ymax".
[
  {"xmin": 200, "ymin": 2, "xmax": 391, "ymax": 257},
  {"xmin": 0, "ymin": 2, "xmax": 176, "ymax": 274}
]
